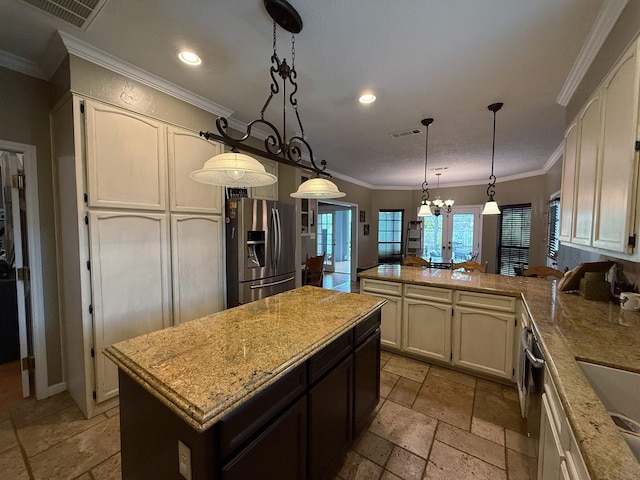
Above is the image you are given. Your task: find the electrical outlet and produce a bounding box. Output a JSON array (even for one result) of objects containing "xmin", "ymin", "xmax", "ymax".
[{"xmin": 178, "ymin": 440, "xmax": 192, "ymax": 480}]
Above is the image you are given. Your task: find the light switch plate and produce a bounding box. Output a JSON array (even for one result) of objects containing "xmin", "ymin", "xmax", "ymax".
[{"xmin": 178, "ymin": 440, "xmax": 192, "ymax": 480}]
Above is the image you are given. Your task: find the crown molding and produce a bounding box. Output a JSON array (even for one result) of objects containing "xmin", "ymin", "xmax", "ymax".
[
  {"xmin": 58, "ymin": 31, "xmax": 235, "ymax": 118},
  {"xmin": 556, "ymin": 0, "xmax": 629, "ymax": 106},
  {"xmin": 0, "ymin": 48, "xmax": 47, "ymax": 80}
]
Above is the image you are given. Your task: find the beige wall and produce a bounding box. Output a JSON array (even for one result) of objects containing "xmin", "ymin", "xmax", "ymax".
[{"xmin": 0, "ymin": 66, "xmax": 62, "ymax": 385}]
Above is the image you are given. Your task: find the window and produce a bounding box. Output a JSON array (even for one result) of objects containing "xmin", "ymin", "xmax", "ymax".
[
  {"xmin": 547, "ymin": 196, "xmax": 560, "ymax": 260},
  {"xmin": 497, "ymin": 204, "xmax": 531, "ymax": 276},
  {"xmin": 378, "ymin": 209, "xmax": 403, "ymax": 263}
]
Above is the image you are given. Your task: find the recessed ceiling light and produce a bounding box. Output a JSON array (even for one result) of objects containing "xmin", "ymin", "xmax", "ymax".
[
  {"xmin": 359, "ymin": 93, "xmax": 376, "ymax": 104},
  {"xmin": 178, "ymin": 50, "xmax": 202, "ymax": 66}
]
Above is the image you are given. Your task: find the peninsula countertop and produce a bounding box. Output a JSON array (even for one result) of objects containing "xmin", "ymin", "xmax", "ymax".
[
  {"xmin": 360, "ymin": 265, "xmax": 640, "ymax": 480},
  {"xmin": 104, "ymin": 286, "xmax": 385, "ymax": 432}
]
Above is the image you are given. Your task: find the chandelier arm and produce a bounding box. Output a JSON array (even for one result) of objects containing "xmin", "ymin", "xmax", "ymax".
[{"xmin": 199, "ymin": 130, "xmax": 329, "ymax": 177}]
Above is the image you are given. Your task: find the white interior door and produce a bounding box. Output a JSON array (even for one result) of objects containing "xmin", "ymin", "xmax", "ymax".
[{"xmin": 2, "ymin": 152, "xmax": 30, "ymax": 397}]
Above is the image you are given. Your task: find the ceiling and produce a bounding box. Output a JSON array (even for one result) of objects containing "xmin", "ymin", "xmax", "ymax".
[{"xmin": 0, "ymin": 0, "xmax": 610, "ymax": 188}]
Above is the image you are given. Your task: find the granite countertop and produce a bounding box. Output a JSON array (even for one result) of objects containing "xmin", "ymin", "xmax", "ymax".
[
  {"xmin": 360, "ymin": 265, "xmax": 640, "ymax": 480},
  {"xmin": 104, "ymin": 286, "xmax": 385, "ymax": 432}
]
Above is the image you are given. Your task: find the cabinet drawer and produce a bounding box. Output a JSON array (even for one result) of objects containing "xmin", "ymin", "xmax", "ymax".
[
  {"xmin": 361, "ymin": 279, "xmax": 402, "ymax": 296},
  {"xmin": 404, "ymin": 284, "xmax": 453, "ymax": 303},
  {"xmin": 218, "ymin": 363, "xmax": 306, "ymax": 459},
  {"xmin": 354, "ymin": 310, "xmax": 381, "ymax": 345},
  {"xmin": 454, "ymin": 291, "xmax": 516, "ymax": 312},
  {"xmin": 308, "ymin": 330, "xmax": 353, "ymax": 384}
]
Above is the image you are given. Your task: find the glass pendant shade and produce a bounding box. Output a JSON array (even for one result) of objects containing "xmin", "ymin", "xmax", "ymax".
[
  {"xmin": 482, "ymin": 199, "xmax": 501, "ymax": 215},
  {"xmin": 417, "ymin": 201, "xmax": 432, "ymax": 217},
  {"xmin": 191, "ymin": 152, "xmax": 277, "ymax": 187},
  {"xmin": 290, "ymin": 177, "xmax": 346, "ymax": 199}
]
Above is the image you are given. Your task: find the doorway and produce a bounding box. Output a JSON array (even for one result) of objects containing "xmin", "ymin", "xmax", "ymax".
[
  {"xmin": 0, "ymin": 140, "xmax": 47, "ymax": 403},
  {"xmin": 421, "ymin": 205, "xmax": 483, "ymax": 264},
  {"xmin": 317, "ymin": 201, "xmax": 357, "ymax": 292}
]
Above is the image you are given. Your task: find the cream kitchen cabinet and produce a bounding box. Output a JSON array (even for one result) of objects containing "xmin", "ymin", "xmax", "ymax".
[
  {"xmin": 52, "ymin": 95, "xmax": 225, "ymax": 418},
  {"xmin": 560, "ymin": 35, "xmax": 640, "ymax": 258},
  {"xmin": 538, "ymin": 365, "xmax": 590, "ymax": 480},
  {"xmin": 167, "ymin": 126, "xmax": 223, "ymax": 214},
  {"xmin": 84, "ymin": 99, "xmax": 167, "ymax": 211},
  {"xmin": 452, "ymin": 291, "xmax": 516, "ymax": 380},
  {"xmin": 89, "ymin": 211, "xmax": 172, "ymax": 403},
  {"xmin": 250, "ymin": 158, "xmax": 278, "ymax": 200},
  {"xmin": 402, "ymin": 284, "xmax": 452, "ymax": 363},
  {"xmin": 360, "ymin": 279, "xmax": 402, "ymax": 350}
]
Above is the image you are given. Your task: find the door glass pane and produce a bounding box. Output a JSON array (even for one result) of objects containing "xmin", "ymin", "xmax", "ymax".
[
  {"xmin": 422, "ymin": 216, "xmax": 443, "ymax": 262},
  {"xmin": 451, "ymin": 213, "xmax": 476, "ymax": 262},
  {"xmin": 317, "ymin": 213, "xmax": 333, "ymax": 264}
]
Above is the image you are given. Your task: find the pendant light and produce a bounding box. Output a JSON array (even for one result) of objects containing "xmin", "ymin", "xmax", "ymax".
[
  {"xmin": 417, "ymin": 118, "xmax": 434, "ymax": 217},
  {"xmin": 190, "ymin": 149, "xmax": 277, "ymax": 187},
  {"xmin": 195, "ymin": 0, "xmax": 345, "ymax": 198},
  {"xmin": 482, "ymin": 102, "xmax": 503, "ymax": 215}
]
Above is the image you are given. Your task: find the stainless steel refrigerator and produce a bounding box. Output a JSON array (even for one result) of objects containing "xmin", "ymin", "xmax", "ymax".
[{"xmin": 226, "ymin": 198, "xmax": 296, "ymax": 307}]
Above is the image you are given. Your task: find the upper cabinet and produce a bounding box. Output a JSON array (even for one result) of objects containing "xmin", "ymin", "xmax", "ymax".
[
  {"xmin": 167, "ymin": 126, "xmax": 223, "ymax": 214},
  {"xmin": 559, "ymin": 35, "xmax": 640, "ymax": 259},
  {"xmin": 249, "ymin": 158, "xmax": 278, "ymax": 200},
  {"xmin": 84, "ymin": 100, "xmax": 167, "ymax": 210}
]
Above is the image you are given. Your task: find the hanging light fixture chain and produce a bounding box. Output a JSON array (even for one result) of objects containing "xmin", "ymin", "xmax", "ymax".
[{"xmin": 273, "ymin": 21, "xmax": 277, "ymax": 55}]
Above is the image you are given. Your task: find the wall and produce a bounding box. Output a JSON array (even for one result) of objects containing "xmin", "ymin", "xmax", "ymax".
[{"xmin": 0, "ymin": 66, "xmax": 62, "ymax": 386}]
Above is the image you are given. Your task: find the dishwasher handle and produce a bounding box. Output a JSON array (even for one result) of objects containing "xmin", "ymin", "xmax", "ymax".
[{"xmin": 522, "ymin": 327, "xmax": 545, "ymax": 369}]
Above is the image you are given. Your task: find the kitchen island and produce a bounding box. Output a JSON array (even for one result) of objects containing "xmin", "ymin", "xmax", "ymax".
[
  {"xmin": 104, "ymin": 286, "xmax": 385, "ymax": 480},
  {"xmin": 359, "ymin": 264, "xmax": 640, "ymax": 480}
]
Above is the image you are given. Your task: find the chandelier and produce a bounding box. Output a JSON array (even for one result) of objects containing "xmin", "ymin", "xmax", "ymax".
[
  {"xmin": 431, "ymin": 173, "xmax": 454, "ymax": 217},
  {"xmin": 192, "ymin": 0, "xmax": 345, "ymax": 199}
]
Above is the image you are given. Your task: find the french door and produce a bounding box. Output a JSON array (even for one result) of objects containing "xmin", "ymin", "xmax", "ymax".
[{"xmin": 420, "ymin": 206, "xmax": 482, "ymax": 263}]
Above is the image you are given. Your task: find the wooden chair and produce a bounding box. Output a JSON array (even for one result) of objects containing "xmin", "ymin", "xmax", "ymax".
[
  {"xmin": 304, "ymin": 253, "xmax": 325, "ymax": 287},
  {"xmin": 402, "ymin": 256, "xmax": 431, "ymax": 267},
  {"xmin": 452, "ymin": 261, "xmax": 485, "ymax": 273},
  {"xmin": 523, "ymin": 266, "xmax": 564, "ymax": 279}
]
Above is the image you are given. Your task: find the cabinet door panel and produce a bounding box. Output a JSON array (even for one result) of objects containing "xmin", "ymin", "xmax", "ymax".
[
  {"xmin": 171, "ymin": 215, "xmax": 224, "ymax": 325},
  {"xmin": 168, "ymin": 126, "xmax": 223, "ymax": 213},
  {"xmin": 354, "ymin": 330, "xmax": 381, "ymax": 437},
  {"xmin": 373, "ymin": 293, "xmax": 402, "ymax": 350},
  {"xmin": 90, "ymin": 212, "xmax": 171, "ymax": 402},
  {"xmin": 572, "ymin": 96, "xmax": 601, "ymax": 245},
  {"xmin": 308, "ymin": 355, "xmax": 353, "ymax": 480},
  {"xmin": 452, "ymin": 306, "xmax": 514, "ymax": 379},
  {"xmin": 559, "ymin": 123, "xmax": 578, "ymax": 242},
  {"xmin": 222, "ymin": 397, "xmax": 307, "ymax": 480},
  {"xmin": 402, "ymin": 299, "xmax": 451, "ymax": 363},
  {"xmin": 250, "ymin": 159, "xmax": 278, "ymax": 200},
  {"xmin": 84, "ymin": 100, "xmax": 167, "ymax": 210},
  {"xmin": 593, "ymin": 46, "xmax": 640, "ymax": 252}
]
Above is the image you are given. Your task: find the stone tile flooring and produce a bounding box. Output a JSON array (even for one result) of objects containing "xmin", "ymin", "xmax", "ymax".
[{"xmin": 0, "ymin": 351, "xmax": 535, "ymax": 479}]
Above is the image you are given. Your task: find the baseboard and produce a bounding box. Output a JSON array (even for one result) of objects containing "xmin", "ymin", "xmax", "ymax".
[{"xmin": 47, "ymin": 381, "xmax": 67, "ymax": 397}]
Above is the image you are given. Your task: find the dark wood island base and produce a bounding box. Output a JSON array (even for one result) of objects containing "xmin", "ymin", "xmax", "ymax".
[{"xmin": 116, "ymin": 307, "xmax": 381, "ymax": 480}]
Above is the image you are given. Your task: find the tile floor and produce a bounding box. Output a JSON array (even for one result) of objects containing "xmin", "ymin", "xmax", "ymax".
[{"xmin": 0, "ymin": 350, "xmax": 534, "ymax": 480}]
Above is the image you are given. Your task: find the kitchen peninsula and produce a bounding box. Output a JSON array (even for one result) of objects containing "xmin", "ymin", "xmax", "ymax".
[
  {"xmin": 104, "ymin": 286, "xmax": 385, "ymax": 480},
  {"xmin": 359, "ymin": 265, "xmax": 640, "ymax": 480}
]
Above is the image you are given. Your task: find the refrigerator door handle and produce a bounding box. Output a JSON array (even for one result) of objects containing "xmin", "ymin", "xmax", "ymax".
[
  {"xmin": 275, "ymin": 207, "xmax": 282, "ymax": 269},
  {"xmin": 250, "ymin": 276, "xmax": 295, "ymax": 289},
  {"xmin": 270, "ymin": 207, "xmax": 277, "ymax": 271}
]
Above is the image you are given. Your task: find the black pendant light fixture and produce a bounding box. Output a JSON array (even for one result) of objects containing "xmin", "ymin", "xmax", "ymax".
[
  {"xmin": 417, "ymin": 118, "xmax": 434, "ymax": 217},
  {"xmin": 482, "ymin": 102, "xmax": 503, "ymax": 215},
  {"xmin": 193, "ymin": 0, "xmax": 345, "ymax": 199}
]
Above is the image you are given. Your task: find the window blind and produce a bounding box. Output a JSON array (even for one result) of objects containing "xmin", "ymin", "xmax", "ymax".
[
  {"xmin": 497, "ymin": 204, "xmax": 531, "ymax": 276},
  {"xmin": 547, "ymin": 198, "xmax": 560, "ymax": 259}
]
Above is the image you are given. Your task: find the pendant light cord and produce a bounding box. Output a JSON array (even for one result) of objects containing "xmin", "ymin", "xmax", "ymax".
[
  {"xmin": 421, "ymin": 118, "xmax": 433, "ymax": 202},
  {"xmin": 486, "ymin": 103, "xmax": 503, "ymax": 199}
]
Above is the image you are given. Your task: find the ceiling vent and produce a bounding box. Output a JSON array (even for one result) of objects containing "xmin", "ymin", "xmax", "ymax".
[
  {"xmin": 390, "ymin": 128, "xmax": 422, "ymax": 139},
  {"xmin": 21, "ymin": 0, "xmax": 108, "ymax": 29}
]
